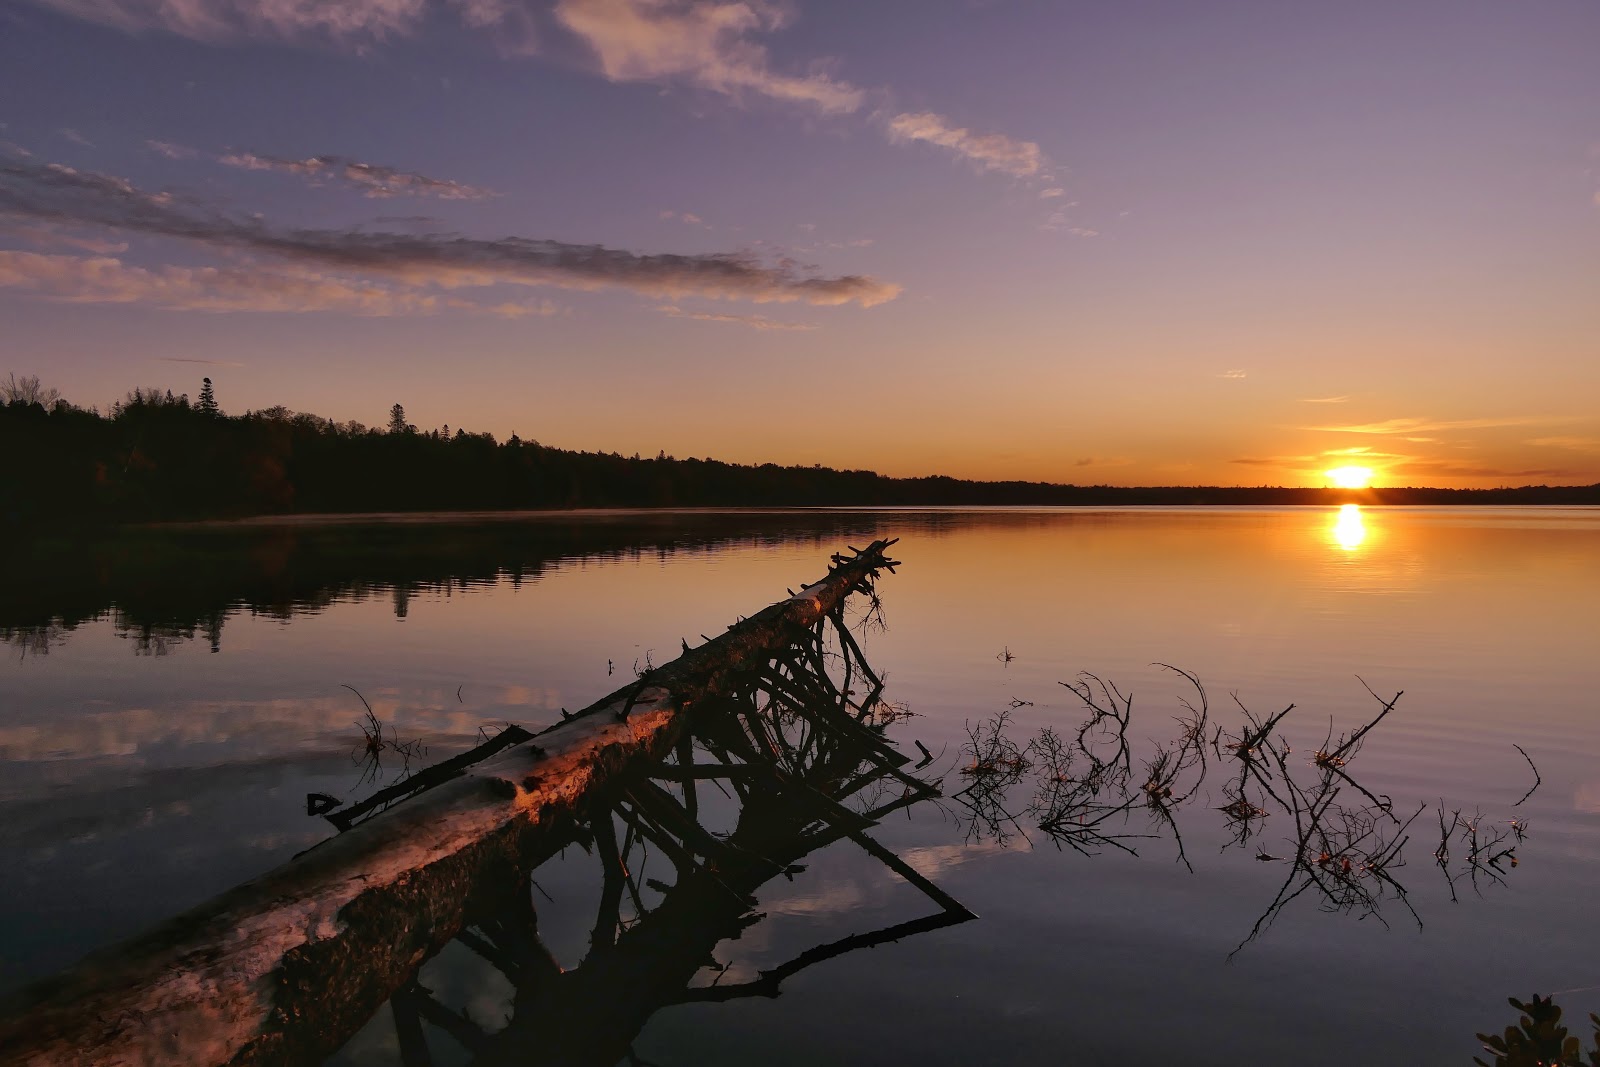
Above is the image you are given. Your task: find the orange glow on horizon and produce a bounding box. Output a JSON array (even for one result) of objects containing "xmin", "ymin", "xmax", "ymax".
[{"xmin": 1325, "ymin": 466, "xmax": 1374, "ymax": 489}]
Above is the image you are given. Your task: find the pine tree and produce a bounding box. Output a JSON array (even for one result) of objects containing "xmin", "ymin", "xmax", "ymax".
[
  {"xmin": 197, "ymin": 377, "xmax": 219, "ymax": 416},
  {"xmin": 388, "ymin": 403, "xmax": 408, "ymax": 435}
]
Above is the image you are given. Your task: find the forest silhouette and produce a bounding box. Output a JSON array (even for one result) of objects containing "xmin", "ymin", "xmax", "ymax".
[{"xmin": 4, "ymin": 375, "xmax": 1596, "ymax": 534}]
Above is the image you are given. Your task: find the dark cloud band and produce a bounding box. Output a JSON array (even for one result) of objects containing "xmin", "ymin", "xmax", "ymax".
[{"xmin": 0, "ymin": 161, "xmax": 900, "ymax": 307}]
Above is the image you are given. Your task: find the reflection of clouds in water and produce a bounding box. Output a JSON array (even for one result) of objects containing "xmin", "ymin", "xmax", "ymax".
[
  {"xmin": 751, "ymin": 842, "xmax": 1014, "ymax": 925},
  {"xmin": 760, "ymin": 881, "xmax": 870, "ymax": 919},
  {"xmin": 708, "ymin": 840, "xmax": 1014, "ymax": 986},
  {"xmin": 0, "ymin": 758, "xmax": 344, "ymax": 847},
  {"xmin": 898, "ymin": 840, "xmax": 1022, "ymax": 879},
  {"xmin": 0, "ymin": 684, "xmax": 566, "ymax": 769},
  {"xmin": 1574, "ymin": 782, "xmax": 1600, "ymax": 814}
]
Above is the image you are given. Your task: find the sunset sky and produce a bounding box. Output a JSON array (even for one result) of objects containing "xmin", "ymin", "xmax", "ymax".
[{"xmin": 2, "ymin": 0, "xmax": 1597, "ymax": 487}]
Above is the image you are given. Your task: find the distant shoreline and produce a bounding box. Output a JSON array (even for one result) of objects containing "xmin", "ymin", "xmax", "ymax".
[
  {"xmin": 143, "ymin": 495, "xmax": 1600, "ymax": 532},
  {"xmin": 5, "ymin": 394, "xmax": 1598, "ymax": 536}
]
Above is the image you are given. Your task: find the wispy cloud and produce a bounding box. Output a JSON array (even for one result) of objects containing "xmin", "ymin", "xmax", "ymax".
[
  {"xmin": 2, "ymin": 249, "xmax": 571, "ymax": 318},
  {"xmin": 0, "ymin": 250, "xmax": 446, "ymax": 315},
  {"xmin": 659, "ymin": 209, "xmax": 707, "ymax": 226},
  {"xmin": 655, "ymin": 303, "xmax": 817, "ymax": 331},
  {"xmin": 1311, "ymin": 415, "xmax": 1570, "ymax": 434},
  {"xmin": 1038, "ymin": 187, "xmax": 1065, "ymax": 199},
  {"xmin": 0, "ymin": 160, "xmax": 900, "ymax": 307},
  {"xmin": 37, "ymin": 1, "xmax": 1051, "ymax": 193},
  {"xmin": 554, "ymin": 0, "xmax": 863, "ymax": 114},
  {"xmin": 218, "ymin": 151, "xmax": 498, "ymax": 200},
  {"xmin": 146, "ymin": 140, "xmax": 497, "ymax": 201},
  {"xmin": 1041, "ymin": 205, "xmax": 1093, "ymax": 235},
  {"xmin": 145, "ymin": 139, "xmax": 199, "ymax": 160},
  {"xmin": 19, "ymin": 0, "xmax": 444, "ymax": 45},
  {"xmin": 154, "ymin": 356, "xmax": 246, "ymax": 366},
  {"xmin": 1527, "ymin": 436, "xmax": 1600, "ymax": 453},
  {"xmin": 1321, "ymin": 446, "xmax": 1406, "ymax": 459},
  {"xmin": 1230, "ymin": 453, "xmax": 1328, "ymax": 471},
  {"xmin": 1, "ymin": 219, "xmax": 129, "ymax": 253},
  {"xmin": 1218, "ymin": 369, "xmax": 1247, "ymax": 379},
  {"xmin": 1298, "ymin": 395, "xmax": 1349, "ymax": 404},
  {"xmin": 1385, "ymin": 459, "xmax": 1592, "ymax": 481},
  {"xmin": 884, "ymin": 111, "xmax": 1045, "ymax": 178},
  {"xmin": 58, "ymin": 127, "xmax": 94, "ymax": 148}
]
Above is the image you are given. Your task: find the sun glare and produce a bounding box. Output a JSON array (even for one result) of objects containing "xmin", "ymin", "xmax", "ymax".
[
  {"xmin": 1325, "ymin": 465, "xmax": 1374, "ymax": 489},
  {"xmin": 1331, "ymin": 504, "xmax": 1366, "ymax": 551}
]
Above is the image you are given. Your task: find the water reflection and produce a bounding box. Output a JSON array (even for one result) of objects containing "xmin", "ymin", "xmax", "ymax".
[
  {"xmin": 0, "ymin": 559, "xmax": 974, "ymax": 1066},
  {"xmin": 0, "ymin": 512, "xmax": 891, "ymax": 657},
  {"xmin": 4, "ymin": 510, "xmax": 1598, "ymax": 1065},
  {"xmin": 1330, "ymin": 504, "xmax": 1366, "ymax": 552},
  {"xmin": 328, "ymin": 634, "xmax": 971, "ymax": 1067}
]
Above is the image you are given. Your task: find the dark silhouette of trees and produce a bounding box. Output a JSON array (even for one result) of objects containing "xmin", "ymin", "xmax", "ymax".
[
  {"xmin": 197, "ymin": 378, "xmax": 219, "ymax": 416},
  {"xmin": 2, "ymin": 375, "xmax": 1597, "ymax": 535},
  {"xmin": 1, "ymin": 374, "xmax": 61, "ymax": 408}
]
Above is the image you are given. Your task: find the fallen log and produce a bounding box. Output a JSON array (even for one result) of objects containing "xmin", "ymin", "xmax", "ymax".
[{"xmin": 0, "ymin": 539, "xmax": 901, "ymax": 1067}]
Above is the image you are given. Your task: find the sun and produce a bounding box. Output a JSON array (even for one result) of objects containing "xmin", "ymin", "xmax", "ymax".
[{"xmin": 1325, "ymin": 465, "xmax": 1374, "ymax": 489}]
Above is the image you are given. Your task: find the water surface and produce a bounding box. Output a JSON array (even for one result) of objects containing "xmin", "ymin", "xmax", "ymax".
[{"xmin": 3, "ymin": 507, "xmax": 1597, "ymax": 1064}]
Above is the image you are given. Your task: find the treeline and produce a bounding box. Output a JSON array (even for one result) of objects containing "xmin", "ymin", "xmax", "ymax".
[{"xmin": 3, "ymin": 377, "xmax": 1598, "ymax": 532}]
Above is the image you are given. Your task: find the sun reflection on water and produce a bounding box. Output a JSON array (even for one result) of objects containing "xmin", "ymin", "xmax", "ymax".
[{"xmin": 1330, "ymin": 504, "xmax": 1366, "ymax": 551}]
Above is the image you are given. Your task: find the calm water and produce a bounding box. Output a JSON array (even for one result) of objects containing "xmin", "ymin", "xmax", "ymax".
[{"xmin": 3, "ymin": 507, "xmax": 1598, "ymax": 1064}]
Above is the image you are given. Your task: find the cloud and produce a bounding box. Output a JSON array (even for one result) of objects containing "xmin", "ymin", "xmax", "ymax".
[
  {"xmin": 1311, "ymin": 415, "xmax": 1570, "ymax": 435},
  {"xmin": 145, "ymin": 139, "xmax": 199, "ymax": 160},
  {"xmin": 1041, "ymin": 207, "xmax": 1094, "ymax": 235},
  {"xmin": 1386, "ymin": 459, "xmax": 1592, "ymax": 481},
  {"xmin": 154, "ymin": 356, "xmax": 246, "ymax": 365},
  {"xmin": 1527, "ymin": 436, "xmax": 1600, "ymax": 453},
  {"xmin": 0, "ymin": 160, "xmax": 900, "ymax": 307},
  {"xmin": 217, "ymin": 151, "xmax": 498, "ymax": 200},
  {"xmin": 1, "ymin": 218, "xmax": 129, "ymax": 253},
  {"xmin": 1298, "ymin": 395, "xmax": 1349, "ymax": 404},
  {"xmin": 1218, "ymin": 369, "xmax": 1247, "ymax": 379},
  {"xmin": 554, "ymin": 0, "xmax": 863, "ymax": 114},
  {"xmin": 19, "ymin": 0, "xmax": 437, "ymax": 45},
  {"xmin": 884, "ymin": 111, "xmax": 1044, "ymax": 177},
  {"xmin": 1321, "ymin": 446, "xmax": 1406, "ymax": 459},
  {"xmin": 2, "ymin": 250, "xmax": 566, "ymax": 318},
  {"xmin": 1038, "ymin": 187, "xmax": 1065, "ymax": 199},
  {"xmin": 1231, "ymin": 454, "xmax": 1326, "ymax": 469},
  {"xmin": 0, "ymin": 250, "xmax": 449, "ymax": 315},
  {"xmin": 59, "ymin": 127, "xmax": 94, "ymax": 147},
  {"xmin": 655, "ymin": 303, "xmax": 817, "ymax": 330},
  {"xmin": 659, "ymin": 209, "xmax": 707, "ymax": 225},
  {"xmin": 36, "ymin": 2, "xmax": 1050, "ymax": 193},
  {"xmin": 465, "ymin": 298, "xmax": 566, "ymax": 318}
]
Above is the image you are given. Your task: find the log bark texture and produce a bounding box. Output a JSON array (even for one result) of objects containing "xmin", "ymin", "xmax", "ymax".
[{"xmin": 0, "ymin": 540, "xmax": 899, "ymax": 1067}]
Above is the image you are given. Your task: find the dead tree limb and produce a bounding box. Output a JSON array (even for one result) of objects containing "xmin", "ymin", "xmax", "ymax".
[{"xmin": 0, "ymin": 540, "xmax": 901, "ymax": 1067}]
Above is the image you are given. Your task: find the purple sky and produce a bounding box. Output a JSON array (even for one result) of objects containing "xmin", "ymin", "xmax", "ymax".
[{"xmin": 2, "ymin": 0, "xmax": 1597, "ymax": 486}]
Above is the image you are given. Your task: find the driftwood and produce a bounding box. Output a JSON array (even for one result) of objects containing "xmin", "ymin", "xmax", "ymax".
[
  {"xmin": 0, "ymin": 540, "xmax": 902, "ymax": 1067},
  {"xmin": 413, "ymin": 620, "xmax": 970, "ymax": 1066}
]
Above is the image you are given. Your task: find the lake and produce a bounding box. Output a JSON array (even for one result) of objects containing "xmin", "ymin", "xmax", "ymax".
[{"xmin": 2, "ymin": 506, "xmax": 1598, "ymax": 1065}]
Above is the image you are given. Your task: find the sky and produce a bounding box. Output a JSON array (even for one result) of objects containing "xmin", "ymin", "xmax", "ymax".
[{"xmin": 1, "ymin": 0, "xmax": 1598, "ymax": 488}]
